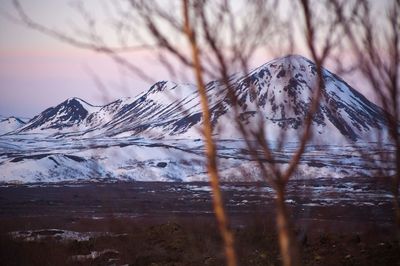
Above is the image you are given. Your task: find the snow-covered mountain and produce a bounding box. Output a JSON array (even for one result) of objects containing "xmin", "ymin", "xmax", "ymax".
[
  {"xmin": 17, "ymin": 97, "xmax": 101, "ymax": 133},
  {"xmin": 93, "ymin": 81, "xmax": 201, "ymax": 138},
  {"xmin": 218, "ymin": 54, "xmax": 387, "ymax": 141},
  {"xmin": 0, "ymin": 116, "xmax": 26, "ymax": 135},
  {"xmin": 105, "ymin": 54, "xmax": 386, "ymax": 141},
  {"xmin": 12, "ymin": 55, "xmax": 387, "ymax": 142},
  {"xmin": 0, "ymin": 55, "xmax": 394, "ymax": 183}
]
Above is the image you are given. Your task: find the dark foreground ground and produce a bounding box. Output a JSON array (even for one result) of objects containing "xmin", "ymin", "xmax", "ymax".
[{"xmin": 0, "ymin": 178, "xmax": 399, "ymax": 265}]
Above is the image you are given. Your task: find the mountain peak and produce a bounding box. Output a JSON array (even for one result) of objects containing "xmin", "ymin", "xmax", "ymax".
[
  {"xmin": 12, "ymin": 55, "xmax": 388, "ymax": 142},
  {"xmin": 64, "ymin": 97, "xmax": 98, "ymax": 107},
  {"xmin": 0, "ymin": 116, "xmax": 26, "ymax": 135},
  {"xmin": 65, "ymin": 97, "xmax": 84, "ymax": 104},
  {"xmin": 148, "ymin": 81, "xmax": 178, "ymax": 94},
  {"xmin": 254, "ymin": 54, "xmax": 314, "ymax": 73},
  {"xmin": 231, "ymin": 55, "xmax": 386, "ymax": 141},
  {"xmin": 17, "ymin": 97, "xmax": 101, "ymax": 132},
  {"xmin": 2, "ymin": 116, "xmax": 26, "ymax": 124}
]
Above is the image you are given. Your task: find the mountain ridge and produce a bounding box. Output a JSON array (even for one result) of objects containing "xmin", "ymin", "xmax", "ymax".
[
  {"xmin": 10, "ymin": 55, "xmax": 388, "ymax": 142},
  {"xmin": 0, "ymin": 116, "xmax": 26, "ymax": 135}
]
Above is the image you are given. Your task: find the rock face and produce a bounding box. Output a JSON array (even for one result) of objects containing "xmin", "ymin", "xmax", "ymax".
[{"xmin": 15, "ymin": 55, "xmax": 387, "ymax": 142}]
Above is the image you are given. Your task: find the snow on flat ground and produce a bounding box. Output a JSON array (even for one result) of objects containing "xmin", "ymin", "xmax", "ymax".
[{"xmin": 0, "ymin": 134, "xmax": 395, "ymax": 184}]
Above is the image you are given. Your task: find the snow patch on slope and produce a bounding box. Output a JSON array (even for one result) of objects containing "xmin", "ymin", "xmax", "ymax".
[{"xmin": 0, "ymin": 117, "xmax": 26, "ymax": 135}]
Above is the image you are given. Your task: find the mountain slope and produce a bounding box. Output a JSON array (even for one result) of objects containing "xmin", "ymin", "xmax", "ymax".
[
  {"xmin": 0, "ymin": 117, "xmax": 26, "ymax": 135},
  {"xmin": 17, "ymin": 97, "xmax": 101, "ymax": 133}
]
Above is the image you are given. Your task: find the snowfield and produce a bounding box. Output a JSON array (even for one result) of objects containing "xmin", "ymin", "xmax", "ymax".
[{"xmin": 0, "ymin": 133, "xmax": 394, "ymax": 184}]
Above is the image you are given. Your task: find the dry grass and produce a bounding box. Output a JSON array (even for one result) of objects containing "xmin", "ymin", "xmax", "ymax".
[{"xmin": 0, "ymin": 217, "xmax": 399, "ymax": 266}]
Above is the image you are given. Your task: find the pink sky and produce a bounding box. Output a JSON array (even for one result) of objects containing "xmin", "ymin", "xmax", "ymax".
[
  {"xmin": 0, "ymin": 0, "xmax": 166, "ymax": 117},
  {"xmin": 0, "ymin": 47, "xmax": 163, "ymax": 116},
  {"xmin": 0, "ymin": 0, "xmax": 388, "ymax": 117}
]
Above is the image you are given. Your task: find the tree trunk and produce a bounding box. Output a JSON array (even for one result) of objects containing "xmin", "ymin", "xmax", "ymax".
[
  {"xmin": 276, "ymin": 185, "xmax": 300, "ymax": 266},
  {"xmin": 182, "ymin": 1, "xmax": 237, "ymax": 266}
]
